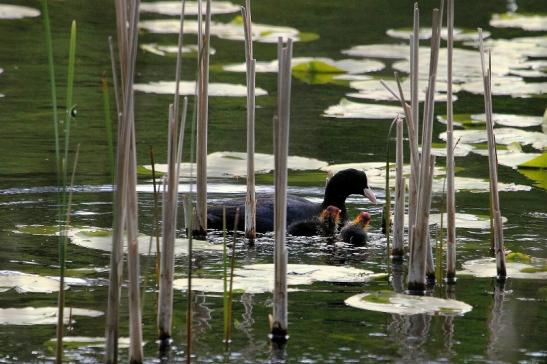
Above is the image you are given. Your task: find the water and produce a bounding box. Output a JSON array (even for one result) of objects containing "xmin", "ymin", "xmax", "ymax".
[{"xmin": 0, "ymin": 0, "xmax": 546, "ymax": 362}]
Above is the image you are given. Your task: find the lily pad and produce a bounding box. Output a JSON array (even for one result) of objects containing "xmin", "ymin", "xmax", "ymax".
[
  {"xmin": 403, "ymin": 212, "xmax": 507, "ymax": 230},
  {"xmin": 440, "ymin": 128, "xmax": 547, "ymax": 151},
  {"xmin": 222, "ymin": 57, "xmax": 384, "ymax": 75},
  {"xmin": 0, "ymin": 271, "xmax": 64, "ymax": 293},
  {"xmin": 134, "ymin": 80, "xmax": 267, "ymax": 97},
  {"xmin": 345, "ymin": 291, "xmax": 472, "ymax": 316},
  {"xmin": 490, "ymin": 13, "xmax": 547, "ymax": 31},
  {"xmin": 48, "ymin": 336, "xmax": 131, "ymax": 349},
  {"xmin": 342, "ymin": 44, "xmax": 411, "ymax": 60},
  {"xmin": 67, "ymin": 227, "xmax": 221, "ymax": 255},
  {"xmin": 460, "ymin": 257, "xmax": 547, "ymax": 279},
  {"xmin": 140, "ymin": 1, "xmax": 240, "ymax": 16},
  {"xmin": 459, "ymin": 77, "xmax": 547, "ymax": 98},
  {"xmin": 323, "ymin": 98, "xmax": 403, "ymax": 119},
  {"xmin": 519, "ymin": 152, "xmax": 547, "ymax": 169},
  {"xmin": 472, "ymin": 149, "xmax": 541, "ymax": 169},
  {"xmin": 141, "ymin": 43, "xmax": 216, "ymax": 57},
  {"xmin": 0, "ymin": 4, "xmax": 40, "ymax": 19},
  {"xmin": 518, "ymin": 168, "xmax": 547, "ymax": 190},
  {"xmin": 439, "ymin": 113, "xmax": 544, "ymax": 128},
  {"xmin": 386, "ymin": 27, "xmax": 490, "ymax": 42},
  {"xmin": 142, "ymin": 151, "xmax": 328, "ymax": 178},
  {"xmin": 140, "ymin": 17, "xmax": 311, "ymax": 43},
  {"xmin": 173, "ymin": 264, "xmax": 385, "ymax": 294},
  {"xmin": 347, "ymin": 78, "xmax": 458, "ymax": 103},
  {"xmin": 0, "ymin": 307, "xmax": 103, "ymax": 326}
]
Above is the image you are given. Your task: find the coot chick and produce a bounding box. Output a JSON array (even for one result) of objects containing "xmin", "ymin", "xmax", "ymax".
[
  {"xmin": 287, "ymin": 205, "xmax": 341, "ymax": 237},
  {"xmin": 340, "ymin": 211, "xmax": 371, "ymax": 245},
  {"xmin": 206, "ymin": 168, "xmax": 377, "ymax": 233}
]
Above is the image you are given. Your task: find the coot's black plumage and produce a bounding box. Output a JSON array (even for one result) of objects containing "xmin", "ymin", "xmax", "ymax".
[
  {"xmin": 206, "ymin": 168, "xmax": 377, "ymax": 233},
  {"xmin": 287, "ymin": 205, "xmax": 341, "ymax": 237},
  {"xmin": 340, "ymin": 211, "xmax": 371, "ymax": 245}
]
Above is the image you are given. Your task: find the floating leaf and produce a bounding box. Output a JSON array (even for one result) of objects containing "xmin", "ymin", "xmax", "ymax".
[
  {"xmin": 519, "ymin": 152, "xmax": 547, "ymax": 169},
  {"xmin": 67, "ymin": 227, "xmax": 221, "ymax": 255},
  {"xmin": 439, "ymin": 128, "xmax": 547, "ymax": 151},
  {"xmin": 0, "ymin": 307, "xmax": 102, "ymax": 326},
  {"xmin": 140, "ymin": 1, "xmax": 240, "ymax": 16},
  {"xmin": 460, "ymin": 77, "xmax": 547, "ymax": 98},
  {"xmin": 173, "ymin": 264, "xmax": 385, "ymax": 294},
  {"xmin": 140, "ymin": 17, "xmax": 307, "ymax": 43},
  {"xmin": 140, "ymin": 43, "xmax": 216, "ymax": 57},
  {"xmin": 142, "ymin": 151, "xmax": 328, "ymax": 178},
  {"xmin": 347, "ymin": 78, "xmax": 458, "ymax": 102},
  {"xmin": 345, "ymin": 291, "xmax": 473, "ymax": 316},
  {"xmin": 460, "ymin": 258, "xmax": 547, "ymax": 279},
  {"xmin": 0, "ymin": 4, "xmax": 40, "ymax": 19},
  {"xmin": 323, "ymin": 98, "xmax": 403, "ymax": 119},
  {"xmin": 0, "ymin": 271, "xmax": 64, "ymax": 293},
  {"xmin": 342, "ymin": 44, "xmax": 411, "ymax": 59},
  {"xmin": 386, "ymin": 27, "xmax": 490, "ymax": 42},
  {"xmin": 48, "ymin": 336, "xmax": 131, "ymax": 349},
  {"xmin": 222, "ymin": 57, "xmax": 384, "ymax": 75},
  {"xmin": 14, "ymin": 224, "xmax": 59, "ymax": 236},
  {"xmin": 403, "ymin": 212, "xmax": 507, "ymax": 230},
  {"xmin": 490, "ymin": 13, "xmax": 547, "ymax": 31},
  {"xmin": 134, "ymin": 80, "xmax": 267, "ymax": 97}
]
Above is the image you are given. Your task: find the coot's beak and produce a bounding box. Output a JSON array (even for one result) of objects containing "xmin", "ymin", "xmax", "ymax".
[{"xmin": 363, "ymin": 188, "xmax": 377, "ymax": 204}]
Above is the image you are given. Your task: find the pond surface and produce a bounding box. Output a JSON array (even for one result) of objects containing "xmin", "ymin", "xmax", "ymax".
[{"xmin": 0, "ymin": 0, "xmax": 546, "ymax": 362}]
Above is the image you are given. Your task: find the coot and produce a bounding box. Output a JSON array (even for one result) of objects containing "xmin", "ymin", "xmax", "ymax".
[
  {"xmin": 206, "ymin": 168, "xmax": 377, "ymax": 233},
  {"xmin": 340, "ymin": 211, "xmax": 371, "ymax": 245},
  {"xmin": 287, "ymin": 205, "xmax": 341, "ymax": 237}
]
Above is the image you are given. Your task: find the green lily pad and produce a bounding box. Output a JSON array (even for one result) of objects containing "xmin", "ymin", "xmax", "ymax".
[
  {"xmin": 460, "ymin": 257, "xmax": 547, "ymax": 279},
  {"xmin": 14, "ymin": 224, "xmax": 59, "ymax": 236},
  {"xmin": 519, "ymin": 153, "xmax": 547, "ymax": 169},
  {"xmin": 346, "ymin": 291, "xmax": 472, "ymax": 316}
]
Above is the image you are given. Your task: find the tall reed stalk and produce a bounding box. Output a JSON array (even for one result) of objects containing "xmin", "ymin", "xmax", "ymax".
[
  {"xmin": 392, "ymin": 117, "xmax": 405, "ymax": 259},
  {"xmin": 226, "ymin": 209, "xmax": 239, "ymax": 347},
  {"xmin": 158, "ymin": 0, "xmax": 187, "ymax": 342},
  {"xmin": 478, "ymin": 30, "xmax": 507, "ymax": 280},
  {"xmin": 42, "ymin": 3, "xmax": 78, "ymax": 359},
  {"xmin": 408, "ymin": 2, "xmax": 420, "ymax": 252},
  {"xmin": 242, "ymin": 1, "xmax": 257, "ymax": 242},
  {"xmin": 105, "ymin": 0, "xmax": 143, "ymax": 362},
  {"xmin": 195, "ymin": 0, "xmax": 212, "ymax": 236},
  {"xmin": 271, "ymin": 38, "xmax": 292, "ymax": 342},
  {"xmin": 101, "ymin": 74, "xmax": 115, "ymax": 180},
  {"xmin": 408, "ymin": 3, "xmax": 442, "ymax": 293},
  {"xmin": 445, "ymin": 0, "xmax": 457, "ymax": 283}
]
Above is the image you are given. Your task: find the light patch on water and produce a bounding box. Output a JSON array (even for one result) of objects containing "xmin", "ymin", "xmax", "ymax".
[
  {"xmin": 173, "ymin": 264, "xmax": 385, "ymax": 294},
  {"xmin": 0, "ymin": 307, "xmax": 103, "ymax": 326},
  {"xmin": 0, "ymin": 271, "xmax": 64, "ymax": 293},
  {"xmin": 403, "ymin": 213, "xmax": 508, "ymax": 230},
  {"xmin": 460, "ymin": 258, "xmax": 547, "ymax": 279},
  {"xmin": 323, "ymin": 98, "xmax": 403, "ymax": 119},
  {"xmin": 439, "ymin": 128, "xmax": 547, "ymax": 151},
  {"xmin": 490, "ymin": 13, "xmax": 547, "ymax": 31},
  {"xmin": 345, "ymin": 291, "xmax": 472, "ymax": 316},
  {"xmin": 0, "ymin": 5, "xmax": 40, "ymax": 19},
  {"xmin": 140, "ymin": 1, "xmax": 240, "ymax": 16},
  {"xmin": 386, "ymin": 27, "xmax": 490, "ymax": 42},
  {"xmin": 140, "ymin": 43, "xmax": 216, "ymax": 56},
  {"xmin": 142, "ymin": 151, "xmax": 328, "ymax": 178},
  {"xmin": 134, "ymin": 80, "xmax": 267, "ymax": 97},
  {"xmin": 432, "ymin": 176, "xmax": 531, "ymax": 193},
  {"xmin": 347, "ymin": 78, "xmax": 458, "ymax": 103},
  {"xmin": 67, "ymin": 227, "xmax": 222, "ymax": 255},
  {"xmin": 222, "ymin": 57, "xmax": 384, "ymax": 75},
  {"xmin": 139, "ymin": 18, "xmax": 305, "ymax": 43}
]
